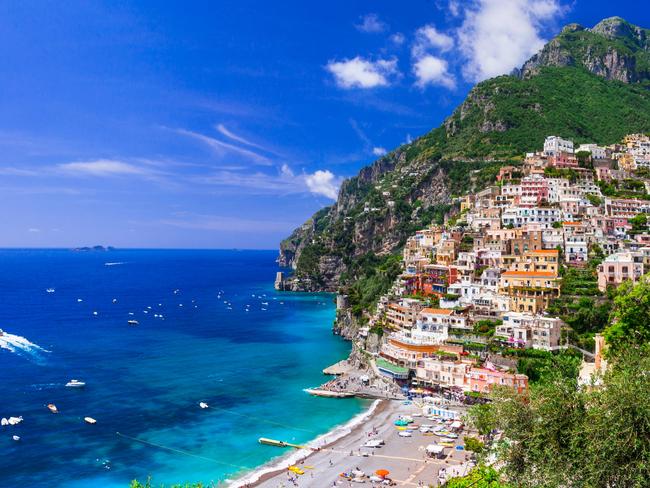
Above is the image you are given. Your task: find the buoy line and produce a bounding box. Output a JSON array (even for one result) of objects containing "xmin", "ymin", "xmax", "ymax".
[
  {"xmin": 202, "ymin": 404, "xmax": 316, "ymax": 433},
  {"xmin": 115, "ymin": 431, "xmax": 250, "ymax": 470}
]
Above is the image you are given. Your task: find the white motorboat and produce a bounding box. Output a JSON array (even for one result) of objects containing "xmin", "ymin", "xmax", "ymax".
[
  {"xmin": 46, "ymin": 288, "xmax": 55, "ymax": 293},
  {"xmin": 12, "ymin": 435, "xmax": 20, "ymax": 441},
  {"xmin": 66, "ymin": 379, "xmax": 86, "ymax": 388},
  {"xmin": 47, "ymin": 404, "xmax": 58, "ymax": 414},
  {"xmin": 199, "ymin": 402, "xmax": 209, "ymax": 409},
  {"xmin": 127, "ymin": 320, "xmax": 139, "ymax": 326},
  {"xmin": 84, "ymin": 417, "xmax": 97, "ymax": 424}
]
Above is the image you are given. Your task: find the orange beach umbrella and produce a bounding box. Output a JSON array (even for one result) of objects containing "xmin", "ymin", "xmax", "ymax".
[{"xmin": 375, "ymin": 469, "xmax": 390, "ymax": 477}]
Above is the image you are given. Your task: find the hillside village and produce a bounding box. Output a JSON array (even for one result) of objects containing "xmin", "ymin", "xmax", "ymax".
[{"xmin": 344, "ymin": 133, "xmax": 650, "ymax": 396}]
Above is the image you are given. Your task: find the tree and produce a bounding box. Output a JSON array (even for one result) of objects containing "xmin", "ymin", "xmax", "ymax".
[
  {"xmin": 470, "ymin": 346, "xmax": 650, "ymax": 487},
  {"xmin": 446, "ymin": 465, "xmax": 511, "ymax": 488},
  {"xmin": 604, "ymin": 276, "xmax": 650, "ymax": 356}
]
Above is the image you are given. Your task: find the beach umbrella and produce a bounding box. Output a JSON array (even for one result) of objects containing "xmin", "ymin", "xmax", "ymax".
[{"xmin": 375, "ymin": 469, "xmax": 390, "ymax": 478}]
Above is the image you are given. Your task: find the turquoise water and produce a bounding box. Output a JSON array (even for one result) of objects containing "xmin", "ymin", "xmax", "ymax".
[{"xmin": 0, "ymin": 249, "xmax": 365, "ymax": 486}]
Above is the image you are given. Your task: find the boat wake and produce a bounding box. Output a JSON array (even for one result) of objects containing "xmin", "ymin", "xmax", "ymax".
[
  {"xmin": 0, "ymin": 331, "xmax": 50, "ymax": 363},
  {"xmin": 104, "ymin": 262, "xmax": 125, "ymax": 266}
]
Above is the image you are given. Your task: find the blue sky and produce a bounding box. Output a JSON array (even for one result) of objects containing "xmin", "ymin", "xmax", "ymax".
[{"xmin": 1, "ymin": 0, "xmax": 648, "ymax": 249}]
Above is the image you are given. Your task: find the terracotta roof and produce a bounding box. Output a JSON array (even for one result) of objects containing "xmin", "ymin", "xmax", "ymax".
[
  {"xmin": 502, "ymin": 270, "xmax": 557, "ymax": 278},
  {"xmin": 529, "ymin": 249, "xmax": 559, "ymax": 255},
  {"xmin": 420, "ymin": 308, "xmax": 454, "ymax": 315}
]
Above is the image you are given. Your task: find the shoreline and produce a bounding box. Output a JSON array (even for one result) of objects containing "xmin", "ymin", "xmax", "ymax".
[{"xmin": 230, "ymin": 399, "xmax": 385, "ymax": 487}]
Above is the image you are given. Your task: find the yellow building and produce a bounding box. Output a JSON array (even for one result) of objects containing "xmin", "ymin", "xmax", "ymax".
[{"xmin": 499, "ymin": 270, "xmax": 561, "ymax": 313}]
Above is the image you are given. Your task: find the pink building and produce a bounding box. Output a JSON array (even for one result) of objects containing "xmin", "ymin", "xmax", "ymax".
[
  {"xmin": 597, "ymin": 251, "xmax": 644, "ymax": 291},
  {"xmin": 550, "ymin": 151, "xmax": 578, "ymax": 168},
  {"xmin": 520, "ymin": 176, "xmax": 549, "ymax": 206},
  {"xmin": 468, "ymin": 366, "xmax": 528, "ymax": 395}
]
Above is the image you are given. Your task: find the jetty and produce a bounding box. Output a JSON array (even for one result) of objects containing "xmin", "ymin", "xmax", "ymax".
[
  {"xmin": 258, "ymin": 437, "xmax": 305, "ymax": 449},
  {"xmin": 322, "ymin": 360, "xmax": 352, "ymax": 375},
  {"xmin": 304, "ymin": 388, "xmax": 355, "ymax": 398}
]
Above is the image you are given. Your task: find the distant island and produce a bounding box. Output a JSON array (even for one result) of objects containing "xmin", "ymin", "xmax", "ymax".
[{"xmin": 71, "ymin": 245, "xmax": 115, "ymax": 252}]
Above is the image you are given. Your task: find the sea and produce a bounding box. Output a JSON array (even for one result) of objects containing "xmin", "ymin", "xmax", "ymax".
[{"xmin": 0, "ymin": 249, "xmax": 366, "ymax": 487}]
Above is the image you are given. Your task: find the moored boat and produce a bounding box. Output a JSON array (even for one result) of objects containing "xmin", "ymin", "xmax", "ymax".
[
  {"xmin": 66, "ymin": 379, "xmax": 86, "ymax": 388},
  {"xmin": 47, "ymin": 404, "xmax": 58, "ymax": 414},
  {"xmin": 127, "ymin": 320, "xmax": 139, "ymax": 326},
  {"xmin": 84, "ymin": 417, "xmax": 97, "ymax": 424}
]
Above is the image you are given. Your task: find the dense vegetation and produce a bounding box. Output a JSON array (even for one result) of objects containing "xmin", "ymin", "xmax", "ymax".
[
  {"xmin": 412, "ymin": 66, "xmax": 650, "ymax": 161},
  {"xmin": 467, "ymin": 277, "xmax": 650, "ymax": 488}
]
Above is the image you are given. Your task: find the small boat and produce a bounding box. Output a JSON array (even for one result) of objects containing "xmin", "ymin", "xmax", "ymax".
[
  {"xmin": 77, "ymin": 298, "xmax": 83, "ymax": 302},
  {"xmin": 84, "ymin": 417, "xmax": 97, "ymax": 424},
  {"xmin": 92, "ymin": 311, "xmax": 98, "ymax": 316},
  {"xmin": 46, "ymin": 288, "xmax": 55, "ymax": 293},
  {"xmin": 66, "ymin": 379, "xmax": 86, "ymax": 388},
  {"xmin": 199, "ymin": 402, "xmax": 209, "ymax": 409},
  {"xmin": 112, "ymin": 299, "xmax": 117, "ymax": 303},
  {"xmin": 47, "ymin": 404, "xmax": 58, "ymax": 414},
  {"xmin": 12, "ymin": 435, "xmax": 20, "ymax": 441},
  {"xmin": 0, "ymin": 329, "xmax": 3, "ymax": 337},
  {"xmin": 127, "ymin": 320, "xmax": 139, "ymax": 326}
]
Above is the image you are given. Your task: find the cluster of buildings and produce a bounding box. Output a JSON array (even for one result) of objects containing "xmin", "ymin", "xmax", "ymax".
[{"xmin": 360, "ymin": 134, "xmax": 650, "ymax": 397}]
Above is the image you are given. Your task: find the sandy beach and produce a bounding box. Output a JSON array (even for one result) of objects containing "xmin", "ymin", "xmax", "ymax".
[{"xmin": 233, "ymin": 398, "xmax": 474, "ymax": 488}]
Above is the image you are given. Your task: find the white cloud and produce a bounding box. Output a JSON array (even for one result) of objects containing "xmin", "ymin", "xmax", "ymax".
[
  {"xmin": 215, "ymin": 124, "xmax": 277, "ymax": 155},
  {"xmin": 58, "ymin": 159, "xmax": 151, "ymax": 176},
  {"xmin": 191, "ymin": 164, "xmax": 342, "ymax": 200},
  {"xmin": 410, "ymin": 24, "xmax": 455, "ymax": 89},
  {"xmin": 448, "ymin": 0, "xmax": 461, "ymax": 16},
  {"xmin": 372, "ymin": 147, "xmax": 387, "ymax": 156},
  {"xmin": 326, "ymin": 56, "xmax": 399, "ymax": 89},
  {"xmin": 175, "ymin": 128, "xmax": 271, "ymax": 165},
  {"xmin": 28, "ymin": 228, "xmax": 40, "ymax": 233},
  {"xmin": 413, "ymin": 55, "xmax": 456, "ymax": 89},
  {"xmin": 355, "ymin": 13, "xmax": 387, "ymax": 33},
  {"xmin": 390, "ymin": 33, "xmax": 405, "ymax": 45},
  {"xmin": 413, "ymin": 25, "xmax": 454, "ymax": 55},
  {"xmin": 305, "ymin": 170, "xmax": 340, "ymax": 199},
  {"xmin": 457, "ymin": 0, "xmax": 565, "ymax": 82}
]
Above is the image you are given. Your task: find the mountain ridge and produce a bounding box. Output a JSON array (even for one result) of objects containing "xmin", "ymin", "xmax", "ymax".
[{"xmin": 277, "ymin": 16, "xmax": 650, "ymax": 297}]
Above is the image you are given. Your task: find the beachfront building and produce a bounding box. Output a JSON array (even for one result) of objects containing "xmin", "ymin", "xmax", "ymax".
[
  {"xmin": 415, "ymin": 357, "xmax": 471, "ymax": 390},
  {"xmin": 597, "ymin": 251, "xmax": 644, "ymax": 292},
  {"xmin": 468, "ymin": 366, "xmax": 529, "ymax": 395}
]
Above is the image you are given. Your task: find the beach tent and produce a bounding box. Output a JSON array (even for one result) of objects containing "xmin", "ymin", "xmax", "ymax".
[
  {"xmin": 450, "ymin": 420, "xmax": 463, "ymax": 430},
  {"xmin": 426, "ymin": 444, "xmax": 445, "ymax": 454}
]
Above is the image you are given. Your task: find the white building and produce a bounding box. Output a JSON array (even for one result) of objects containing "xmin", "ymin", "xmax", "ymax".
[
  {"xmin": 577, "ymin": 143, "xmax": 607, "ymax": 160},
  {"xmin": 496, "ymin": 312, "xmax": 563, "ymax": 351},
  {"xmin": 544, "ymin": 136, "xmax": 574, "ymax": 155},
  {"xmin": 502, "ymin": 207, "xmax": 562, "ymax": 228}
]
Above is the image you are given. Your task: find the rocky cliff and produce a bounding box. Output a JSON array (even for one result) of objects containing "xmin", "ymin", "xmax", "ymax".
[
  {"xmin": 518, "ymin": 17, "xmax": 650, "ymax": 83},
  {"xmin": 278, "ymin": 17, "xmax": 650, "ymax": 296}
]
